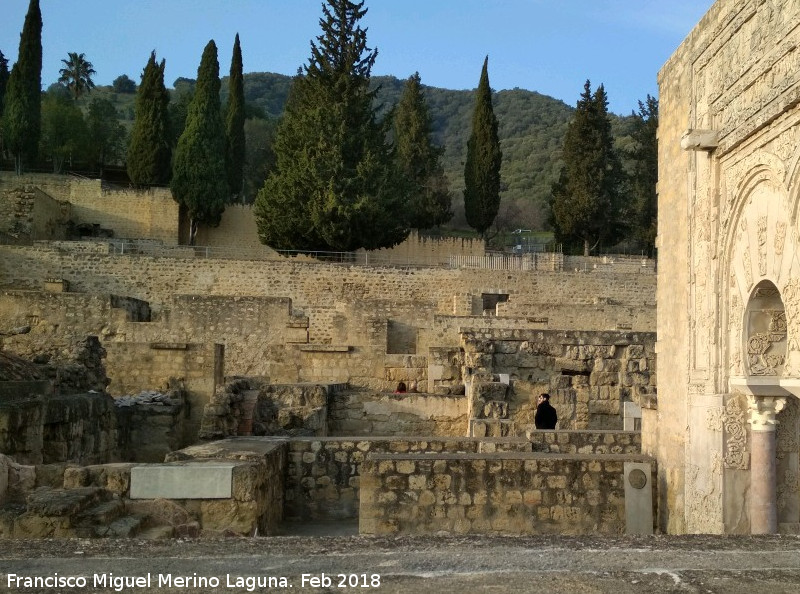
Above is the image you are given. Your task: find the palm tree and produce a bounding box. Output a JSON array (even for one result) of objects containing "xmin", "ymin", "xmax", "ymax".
[{"xmin": 58, "ymin": 52, "xmax": 96, "ymax": 100}]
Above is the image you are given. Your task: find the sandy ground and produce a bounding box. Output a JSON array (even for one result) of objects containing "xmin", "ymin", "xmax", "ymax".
[{"xmin": 2, "ymin": 532, "xmax": 800, "ymax": 593}]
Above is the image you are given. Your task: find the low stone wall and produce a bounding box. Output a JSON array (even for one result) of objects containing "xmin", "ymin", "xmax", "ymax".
[
  {"xmin": 526, "ymin": 430, "xmax": 641, "ymax": 454},
  {"xmin": 327, "ymin": 390, "xmax": 468, "ymax": 436},
  {"xmin": 359, "ymin": 452, "xmax": 656, "ymax": 536},
  {"xmin": 284, "ymin": 436, "xmax": 531, "ymax": 521},
  {"xmin": 0, "ymin": 391, "xmax": 117, "ymax": 465}
]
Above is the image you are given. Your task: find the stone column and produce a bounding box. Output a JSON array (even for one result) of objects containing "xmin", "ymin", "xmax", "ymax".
[{"xmin": 748, "ymin": 395, "xmax": 787, "ymax": 534}]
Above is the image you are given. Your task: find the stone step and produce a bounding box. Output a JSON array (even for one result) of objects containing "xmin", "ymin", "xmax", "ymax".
[
  {"xmin": 137, "ymin": 525, "xmax": 175, "ymax": 540},
  {"xmin": 93, "ymin": 514, "xmax": 144, "ymax": 538},
  {"xmin": 78, "ymin": 499, "xmax": 125, "ymax": 525},
  {"xmin": 26, "ymin": 487, "xmax": 111, "ymax": 517}
]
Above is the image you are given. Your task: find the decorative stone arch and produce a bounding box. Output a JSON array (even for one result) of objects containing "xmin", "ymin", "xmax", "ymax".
[
  {"xmin": 723, "ymin": 158, "xmax": 800, "ymax": 534},
  {"xmin": 722, "ymin": 160, "xmax": 793, "ymax": 380}
]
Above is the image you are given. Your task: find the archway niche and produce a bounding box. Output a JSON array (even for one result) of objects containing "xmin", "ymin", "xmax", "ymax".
[
  {"xmin": 744, "ymin": 281, "xmax": 787, "ymax": 377},
  {"xmin": 731, "ymin": 280, "xmax": 790, "ymax": 533}
]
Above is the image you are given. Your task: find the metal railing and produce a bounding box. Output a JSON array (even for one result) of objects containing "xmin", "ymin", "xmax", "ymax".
[{"xmin": 10, "ymin": 237, "xmax": 656, "ymax": 273}]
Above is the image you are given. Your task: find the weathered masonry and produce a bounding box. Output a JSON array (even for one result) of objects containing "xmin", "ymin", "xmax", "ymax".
[{"xmin": 656, "ymin": 0, "xmax": 800, "ymax": 534}]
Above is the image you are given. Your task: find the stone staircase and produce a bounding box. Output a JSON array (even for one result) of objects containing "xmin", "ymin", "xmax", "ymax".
[{"xmin": 1, "ymin": 486, "xmax": 175, "ymax": 539}]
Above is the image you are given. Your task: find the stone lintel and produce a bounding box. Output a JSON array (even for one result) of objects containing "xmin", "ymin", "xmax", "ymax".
[
  {"xmin": 298, "ymin": 345, "xmax": 351, "ymax": 353},
  {"xmin": 150, "ymin": 342, "xmax": 189, "ymax": 350}
]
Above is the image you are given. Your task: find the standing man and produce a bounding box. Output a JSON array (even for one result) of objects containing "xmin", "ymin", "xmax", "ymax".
[{"xmin": 535, "ymin": 393, "xmax": 558, "ymax": 429}]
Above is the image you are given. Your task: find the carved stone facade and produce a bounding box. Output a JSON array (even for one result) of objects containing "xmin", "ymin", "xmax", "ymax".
[{"xmin": 657, "ymin": 0, "xmax": 800, "ymax": 534}]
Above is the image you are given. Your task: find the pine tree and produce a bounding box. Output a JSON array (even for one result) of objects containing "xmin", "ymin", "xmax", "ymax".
[
  {"xmin": 393, "ymin": 72, "xmax": 452, "ymax": 229},
  {"xmin": 225, "ymin": 34, "xmax": 246, "ymax": 200},
  {"xmin": 549, "ymin": 80, "xmax": 623, "ymax": 256},
  {"xmin": 127, "ymin": 52, "xmax": 172, "ymax": 186},
  {"xmin": 630, "ymin": 95, "xmax": 658, "ymax": 256},
  {"xmin": 254, "ymin": 0, "xmax": 408, "ymax": 252},
  {"xmin": 171, "ymin": 40, "xmax": 228, "ymax": 244},
  {"xmin": 2, "ymin": 0, "xmax": 42, "ymax": 174},
  {"xmin": 463, "ymin": 56, "xmax": 502, "ymax": 236}
]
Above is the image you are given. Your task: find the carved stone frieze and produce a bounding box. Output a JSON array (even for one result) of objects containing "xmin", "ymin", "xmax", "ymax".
[
  {"xmin": 685, "ymin": 463, "xmax": 723, "ymax": 533},
  {"xmin": 777, "ymin": 468, "xmax": 799, "ymax": 512},
  {"xmin": 775, "ymin": 221, "xmax": 787, "ymax": 263},
  {"xmin": 776, "ymin": 396, "xmax": 799, "ymax": 453},
  {"xmin": 706, "ymin": 407, "xmax": 725, "ymax": 432},
  {"xmin": 743, "ymin": 248, "xmax": 753, "ymax": 288},
  {"xmin": 724, "ymin": 395, "xmax": 749, "ymax": 469}
]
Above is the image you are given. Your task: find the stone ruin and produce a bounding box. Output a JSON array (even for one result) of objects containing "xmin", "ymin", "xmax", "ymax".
[{"xmin": 0, "ymin": 27, "xmax": 666, "ymax": 542}]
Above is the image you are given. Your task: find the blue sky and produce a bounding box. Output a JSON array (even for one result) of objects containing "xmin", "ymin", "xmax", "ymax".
[{"xmin": 2, "ymin": 0, "xmax": 715, "ymax": 115}]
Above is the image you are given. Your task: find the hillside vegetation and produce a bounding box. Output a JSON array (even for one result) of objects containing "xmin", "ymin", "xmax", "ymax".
[
  {"xmin": 227, "ymin": 72, "xmax": 637, "ymax": 231},
  {"xmin": 34, "ymin": 70, "xmax": 638, "ymax": 233}
]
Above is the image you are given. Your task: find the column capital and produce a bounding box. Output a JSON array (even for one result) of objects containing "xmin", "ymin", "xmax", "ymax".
[{"xmin": 747, "ymin": 394, "xmax": 787, "ymax": 430}]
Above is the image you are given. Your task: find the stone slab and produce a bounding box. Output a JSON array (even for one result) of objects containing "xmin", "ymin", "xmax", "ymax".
[
  {"xmin": 130, "ymin": 463, "xmax": 234, "ymax": 499},
  {"xmin": 624, "ymin": 461, "xmax": 653, "ymax": 535}
]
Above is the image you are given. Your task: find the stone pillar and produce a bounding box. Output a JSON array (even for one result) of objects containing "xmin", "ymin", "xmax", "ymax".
[{"xmin": 748, "ymin": 395, "xmax": 787, "ymax": 534}]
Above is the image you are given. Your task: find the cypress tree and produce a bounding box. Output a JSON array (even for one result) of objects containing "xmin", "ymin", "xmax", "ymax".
[
  {"xmin": 2, "ymin": 0, "xmax": 42, "ymax": 174},
  {"xmin": 171, "ymin": 40, "xmax": 228, "ymax": 244},
  {"xmin": 630, "ymin": 95, "xmax": 658, "ymax": 256},
  {"xmin": 254, "ymin": 0, "xmax": 408, "ymax": 252},
  {"xmin": 0, "ymin": 51, "xmax": 9, "ymax": 119},
  {"xmin": 549, "ymin": 80, "xmax": 623, "ymax": 255},
  {"xmin": 463, "ymin": 56, "xmax": 502, "ymax": 237},
  {"xmin": 225, "ymin": 34, "xmax": 246, "ymax": 200},
  {"xmin": 127, "ymin": 52, "xmax": 172, "ymax": 186},
  {"xmin": 393, "ymin": 72, "xmax": 452, "ymax": 229}
]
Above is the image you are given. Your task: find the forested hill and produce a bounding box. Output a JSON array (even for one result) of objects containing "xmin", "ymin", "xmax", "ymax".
[{"xmin": 231, "ymin": 72, "xmax": 636, "ymax": 228}]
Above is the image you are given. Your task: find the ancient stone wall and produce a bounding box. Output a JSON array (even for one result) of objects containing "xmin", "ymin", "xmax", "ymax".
[
  {"xmin": 657, "ymin": 0, "xmax": 800, "ymax": 534},
  {"xmin": 0, "ymin": 173, "xmax": 179, "ymax": 245},
  {"xmin": 0, "ymin": 391, "xmax": 117, "ymax": 465},
  {"xmin": 359, "ymin": 452, "xmax": 656, "ymax": 535},
  {"xmin": 284, "ymin": 437, "xmax": 531, "ymax": 521},
  {"xmin": 327, "ymin": 389, "xmax": 468, "ymax": 436},
  {"xmin": 526, "ymin": 430, "xmax": 641, "ymax": 454},
  {"xmin": 105, "ymin": 342, "xmax": 223, "ymax": 446},
  {"xmin": 462, "ymin": 329, "xmax": 656, "ymax": 433},
  {"xmin": 0, "ymin": 243, "xmax": 656, "ymax": 316},
  {"xmin": 357, "ymin": 230, "xmax": 486, "ymax": 266}
]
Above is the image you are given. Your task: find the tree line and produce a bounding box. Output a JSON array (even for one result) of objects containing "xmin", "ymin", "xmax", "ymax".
[{"xmin": 0, "ymin": 0, "xmax": 657, "ymax": 256}]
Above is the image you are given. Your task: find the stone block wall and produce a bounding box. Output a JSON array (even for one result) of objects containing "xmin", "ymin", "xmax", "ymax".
[
  {"xmin": 359, "ymin": 452, "xmax": 656, "ymax": 536},
  {"xmin": 116, "ymin": 399, "xmax": 185, "ymax": 463},
  {"xmin": 200, "ymin": 379, "xmax": 331, "ymax": 440},
  {"xmin": 105, "ymin": 342, "xmax": 223, "ymax": 446},
  {"xmin": 462, "ymin": 329, "xmax": 657, "ymax": 432},
  {"xmin": 0, "ymin": 391, "xmax": 117, "ymax": 465},
  {"xmin": 284, "ymin": 436, "xmax": 531, "ymax": 521},
  {"xmin": 327, "ymin": 389, "xmax": 467, "ymax": 436},
  {"xmin": 0, "ymin": 174, "xmax": 178, "ymax": 245},
  {"xmin": 0, "ymin": 244, "xmax": 656, "ymax": 318},
  {"xmin": 526, "ymin": 430, "xmax": 641, "ymax": 454},
  {"xmin": 358, "ymin": 230, "xmax": 486, "ymax": 266}
]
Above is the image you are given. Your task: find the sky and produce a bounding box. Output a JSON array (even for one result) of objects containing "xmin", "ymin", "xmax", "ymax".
[{"xmin": 1, "ymin": 0, "xmax": 716, "ymax": 115}]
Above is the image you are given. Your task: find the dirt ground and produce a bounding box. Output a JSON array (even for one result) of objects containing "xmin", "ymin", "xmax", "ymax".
[{"xmin": 2, "ymin": 532, "xmax": 800, "ymax": 593}]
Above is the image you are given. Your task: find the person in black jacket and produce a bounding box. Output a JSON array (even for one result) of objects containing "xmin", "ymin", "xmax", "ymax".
[{"xmin": 534, "ymin": 393, "xmax": 558, "ymax": 429}]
